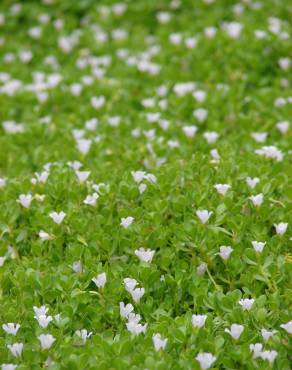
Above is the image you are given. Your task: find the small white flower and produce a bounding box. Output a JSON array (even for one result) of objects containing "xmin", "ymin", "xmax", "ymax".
[
  {"xmin": 1, "ymin": 364, "xmax": 18, "ymax": 370},
  {"xmin": 203, "ymin": 131, "xmax": 218, "ymax": 144},
  {"xmin": 261, "ymin": 328, "xmax": 276, "ymax": 341},
  {"xmin": 250, "ymin": 343, "xmax": 263, "ymax": 359},
  {"xmin": 124, "ymin": 278, "xmax": 138, "ymax": 292},
  {"xmin": 193, "ymin": 108, "xmax": 208, "ymax": 122},
  {"xmin": 75, "ymin": 329, "xmax": 92, "ymax": 343},
  {"xmin": 278, "ymin": 57, "xmax": 290, "ymax": 71},
  {"xmin": 34, "ymin": 194, "xmax": 45, "ymax": 202},
  {"xmin": 120, "ymin": 217, "xmax": 134, "ymax": 228},
  {"xmin": 0, "ymin": 177, "xmax": 6, "ymax": 188},
  {"xmin": 183, "ymin": 125, "xmax": 197, "ymax": 138},
  {"xmin": 192, "ymin": 314, "xmax": 207, "ymax": 329},
  {"xmin": 17, "ymin": 194, "xmax": 33, "ymax": 208},
  {"xmin": 91, "ymin": 96, "xmax": 105, "ymax": 110},
  {"xmin": 126, "ymin": 321, "xmax": 147, "ymax": 336},
  {"xmin": 274, "ymin": 223, "xmax": 288, "ymax": 236},
  {"xmin": 2, "ymin": 323, "xmax": 20, "ymax": 335},
  {"xmin": 225, "ymin": 324, "xmax": 244, "ymax": 340},
  {"xmin": 138, "ymin": 183, "xmax": 147, "ymax": 194},
  {"xmin": 193, "ymin": 90, "xmax": 206, "ymax": 103},
  {"xmin": 134, "ymin": 248, "xmax": 155, "ymax": 263},
  {"xmin": 251, "ymin": 132, "xmax": 267, "ymax": 143},
  {"xmin": 249, "ymin": 193, "xmax": 264, "ymax": 207},
  {"xmin": 252, "ymin": 241, "xmax": 266, "ymax": 253},
  {"xmin": 72, "ymin": 260, "xmax": 82, "ymax": 273},
  {"xmin": 255, "ymin": 145, "xmax": 283, "ymax": 162},
  {"xmin": 38, "ymin": 230, "xmax": 51, "ymax": 240},
  {"xmin": 276, "ymin": 121, "xmax": 289, "ymax": 134},
  {"xmin": 197, "ymin": 263, "xmax": 207, "ymax": 276},
  {"xmin": 131, "ymin": 171, "xmax": 146, "ymax": 183},
  {"xmin": 38, "ymin": 334, "xmax": 55, "ymax": 350},
  {"xmin": 49, "ymin": 211, "xmax": 66, "ymax": 224},
  {"xmin": 33, "ymin": 305, "xmax": 49, "ymax": 317},
  {"xmin": 76, "ymin": 139, "xmax": 92, "ymax": 155},
  {"xmin": 129, "ymin": 287, "xmax": 145, "ymax": 303},
  {"xmin": 260, "ymin": 350, "xmax": 278, "ymax": 364},
  {"xmin": 0, "ymin": 256, "xmax": 6, "ymax": 267},
  {"xmin": 119, "ymin": 302, "xmax": 134, "ymax": 319},
  {"xmin": 7, "ymin": 343, "xmax": 23, "ymax": 357},
  {"xmin": 246, "ymin": 177, "xmax": 260, "ymax": 189},
  {"xmin": 34, "ymin": 314, "xmax": 53, "ymax": 329},
  {"xmin": 196, "ymin": 352, "xmax": 216, "ymax": 370},
  {"xmin": 238, "ymin": 298, "xmax": 255, "ymax": 311},
  {"xmin": 35, "ymin": 171, "xmax": 49, "ymax": 184},
  {"xmin": 196, "ymin": 210, "xmax": 212, "ymax": 224},
  {"xmin": 152, "ymin": 333, "xmax": 168, "ymax": 351},
  {"xmin": 75, "ymin": 170, "xmax": 90, "ymax": 184},
  {"xmin": 280, "ymin": 320, "xmax": 292, "ymax": 334},
  {"xmin": 214, "ymin": 184, "xmax": 230, "ymax": 196},
  {"xmin": 219, "ymin": 246, "xmax": 233, "ymax": 260},
  {"xmin": 83, "ymin": 193, "xmax": 99, "ymax": 206},
  {"xmin": 222, "ymin": 21, "xmax": 243, "ymax": 39},
  {"xmin": 92, "ymin": 272, "xmax": 107, "ymax": 288}
]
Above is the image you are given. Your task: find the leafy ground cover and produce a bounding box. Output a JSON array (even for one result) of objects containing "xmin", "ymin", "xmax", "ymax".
[{"xmin": 0, "ymin": 0, "xmax": 291, "ymax": 369}]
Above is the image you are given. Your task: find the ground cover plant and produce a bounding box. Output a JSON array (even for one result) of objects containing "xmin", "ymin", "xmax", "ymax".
[{"xmin": 0, "ymin": 0, "xmax": 291, "ymax": 369}]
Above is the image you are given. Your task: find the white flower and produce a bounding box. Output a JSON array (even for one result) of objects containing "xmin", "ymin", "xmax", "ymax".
[
  {"xmin": 49, "ymin": 211, "xmax": 66, "ymax": 224},
  {"xmin": 249, "ymin": 193, "xmax": 264, "ymax": 207},
  {"xmin": 210, "ymin": 149, "xmax": 220, "ymax": 162},
  {"xmin": 192, "ymin": 314, "xmax": 207, "ymax": 328},
  {"xmin": 225, "ymin": 324, "xmax": 244, "ymax": 340},
  {"xmin": 129, "ymin": 287, "xmax": 145, "ymax": 303},
  {"xmin": 17, "ymin": 194, "xmax": 33, "ymax": 208},
  {"xmin": 255, "ymin": 145, "xmax": 283, "ymax": 161},
  {"xmin": 204, "ymin": 27, "xmax": 217, "ymax": 38},
  {"xmin": 152, "ymin": 333, "xmax": 168, "ymax": 351},
  {"xmin": 139, "ymin": 183, "xmax": 147, "ymax": 194},
  {"xmin": 276, "ymin": 121, "xmax": 289, "ymax": 134},
  {"xmin": 33, "ymin": 305, "xmax": 49, "ymax": 317},
  {"xmin": 196, "ymin": 210, "xmax": 212, "ymax": 224},
  {"xmin": 222, "ymin": 21, "xmax": 243, "ymax": 39},
  {"xmin": 131, "ymin": 171, "xmax": 146, "ymax": 183},
  {"xmin": 91, "ymin": 96, "xmax": 105, "ymax": 110},
  {"xmin": 135, "ymin": 248, "xmax": 155, "ymax": 263},
  {"xmin": 260, "ymin": 350, "xmax": 278, "ymax": 364},
  {"xmin": 126, "ymin": 321, "xmax": 147, "ymax": 335},
  {"xmin": 219, "ymin": 246, "xmax": 233, "ymax": 260},
  {"xmin": 34, "ymin": 194, "xmax": 45, "ymax": 202},
  {"xmin": 35, "ymin": 171, "xmax": 49, "ymax": 184},
  {"xmin": 38, "ymin": 334, "xmax": 55, "ymax": 350},
  {"xmin": 261, "ymin": 328, "xmax": 276, "ymax": 341},
  {"xmin": 214, "ymin": 184, "xmax": 230, "ymax": 196},
  {"xmin": 252, "ymin": 241, "xmax": 265, "ymax": 253},
  {"xmin": 251, "ymin": 132, "xmax": 267, "ymax": 143},
  {"xmin": 278, "ymin": 57, "xmax": 290, "ymax": 71},
  {"xmin": 120, "ymin": 217, "xmax": 134, "ymax": 228},
  {"xmin": 193, "ymin": 90, "xmax": 206, "ymax": 103},
  {"xmin": 274, "ymin": 223, "xmax": 288, "ymax": 236},
  {"xmin": 124, "ymin": 278, "xmax": 138, "ymax": 292},
  {"xmin": 75, "ymin": 329, "xmax": 92, "ymax": 343},
  {"xmin": 0, "ymin": 256, "xmax": 6, "ymax": 267},
  {"xmin": 2, "ymin": 323, "xmax": 20, "ymax": 335},
  {"xmin": 0, "ymin": 177, "xmax": 6, "ymax": 188},
  {"xmin": 83, "ymin": 193, "xmax": 99, "ymax": 206},
  {"xmin": 238, "ymin": 298, "xmax": 255, "ymax": 311},
  {"xmin": 76, "ymin": 139, "xmax": 92, "ymax": 155},
  {"xmin": 75, "ymin": 170, "xmax": 90, "ymax": 184},
  {"xmin": 183, "ymin": 125, "xmax": 197, "ymax": 138},
  {"xmin": 34, "ymin": 314, "xmax": 53, "ymax": 328},
  {"xmin": 72, "ymin": 260, "xmax": 82, "ymax": 273},
  {"xmin": 246, "ymin": 177, "xmax": 260, "ymax": 189},
  {"xmin": 197, "ymin": 263, "xmax": 207, "ymax": 276},
  {"xmin": 193, "ymin": 108, "xmax": 208, "ymax": 122},
  {"xmin": 280, "ymin": 320, "xmax": 292, "ymax": 334},
  {"xmin": 119, "ymin": 302, "xmax": 134, "ymax": 319},
  {"xmin": 196, "ymin": 352, "xmax": 216, "ymax": 370},
  {"xmin": 1, "ymin": 364, "xmax": 18, "ymax": 370},
  {"xmin": 185, "ymin": 37, "xmax": 197, "ymax": 49},
  {"xmin": 250, "ymin": 343, "xmax": 263, "ymax": 359},
  {"xmin": 7, "ymin": 343, "xmax": 23, "ymax": 357},
  {"xmin": 38, "ymin": 230, "xmax": 51, "ymax": 240},
  {"xmin": 92, "ymin": 272, "xmax": 107, "ymax": 288},
  {"xmin": 203, "ymin": 131, "xmax": 218, "ymax": 144}
]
